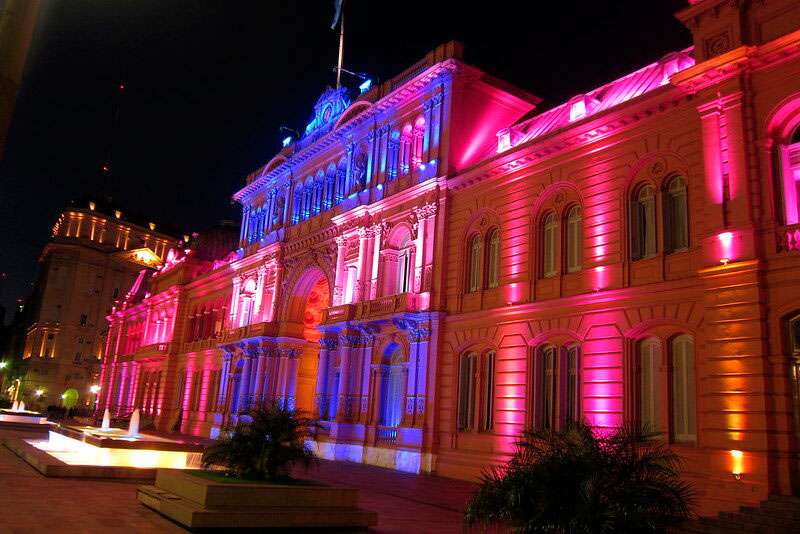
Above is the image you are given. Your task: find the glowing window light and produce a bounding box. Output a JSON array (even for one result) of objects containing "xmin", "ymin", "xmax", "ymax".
[
  {"xmin": 282, "ymin": 136, "xmax": 292, "ymax": 147},
  {"xmin": 359, "ymin": 79, "xmax": 372, "ymax": 93},
  {"xmin": 730, "ymin": 449, "xmax": 744, "ymax": 480}
]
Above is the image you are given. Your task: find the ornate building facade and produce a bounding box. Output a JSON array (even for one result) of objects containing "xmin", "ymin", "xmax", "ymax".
[{"xmin": 99, "ymin": 1, "xmax": 800, "ymax": 515}]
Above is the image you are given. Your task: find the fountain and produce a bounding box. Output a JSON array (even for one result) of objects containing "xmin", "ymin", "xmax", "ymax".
[
  {"xmin": 101, "ymin": 409, "xmax": 111, "ymax": 431},
  {"xmin": 0, "ymin": 399, "xmax": 48, "ymax": 428},
  {"xmin": 127, "ymin": 408, "xmax": 140, "ymax": 437}
]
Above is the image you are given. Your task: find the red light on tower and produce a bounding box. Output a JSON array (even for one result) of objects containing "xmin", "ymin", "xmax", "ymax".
[
  {"xmin": 118, "ymin": 83, "xmax": 125, "ymax": 91},
  {"xmin": 101, "ymin": 164, "xmax": 110, "ymax": 173}
]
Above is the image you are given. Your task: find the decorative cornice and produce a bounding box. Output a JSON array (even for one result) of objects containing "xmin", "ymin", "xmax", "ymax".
[{"xmin": 233, "ymin": 60, "xmax": 459, "ymax": 204}]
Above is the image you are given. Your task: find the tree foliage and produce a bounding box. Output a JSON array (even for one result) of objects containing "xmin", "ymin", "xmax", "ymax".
[
  {"xmin": 465, "ymin": 421, "xmax": 695, "ymax": 533},
  {"xmin": 202, "ymin": 403, "xmax": 317, "ymax": 482}
]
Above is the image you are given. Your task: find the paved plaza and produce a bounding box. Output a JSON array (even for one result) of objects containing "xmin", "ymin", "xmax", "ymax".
[{"xmin": 0, "ymin": 428, "xmax": 482, "ymax": 533}]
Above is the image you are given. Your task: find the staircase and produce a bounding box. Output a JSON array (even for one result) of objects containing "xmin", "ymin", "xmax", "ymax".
[{"xmin": 671, "ymin": 495, "xmax": 800, "ymax": 533}]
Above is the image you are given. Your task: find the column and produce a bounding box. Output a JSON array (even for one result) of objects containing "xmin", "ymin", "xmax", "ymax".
[
  {"xmin": 229, "ymin": 276, "xmax": 241, "ymax": 327},
  {"xmin": 336, "ymin": 333, "xmax": 354, "ymax": 422},
  {"xmin": 698, "ymin": 101, "xmax": 727, "ymax": 233},
  {"xmin": 237, "ymin": 351, "xmax": 252, "ymax": 412},
  {"xmin": 429, "ymin": 92, "xmax": 444, "ymax": 165},
  {"xmin": 333, "ymin": 235, "xmax": 347, "ymax": 305},
  {"xmin": 217, "ymin": 353, "xmax": 232, "ymax": 411},
  {"xmin": 366, "ymin": 128, "xmax": 377, "ymax": 187},
  {"xmin": 356, "ymin": 227, "xmax": 371, "ymax": 302},
  {"xmin": 315, "ymin": 338, "xmax": 335, "ymax": 418},
  {"xmin": 253, "ymin": 347, "xmax": 267, "ymax": 404},
  {"xmin": 370, "ymin": 223, "xmax": 384, "ymax": 299},
  {"xmin": 285, "ymin": 350, "xmax": 301, "ymax": 411},
  {"xmin": 408, "ymin": 326, "xmax": 431, "ymax": 427},
  {"xmin": 283, "ymin": 181, "xmax": 293, "ymax": 226},
  {"xmin": 253, "ymin": 265, "xmax": 267, "ymax": 322}
]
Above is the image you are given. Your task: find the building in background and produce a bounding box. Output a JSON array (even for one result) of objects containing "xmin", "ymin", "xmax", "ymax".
[
  {"xmin": 99, "ymin": 0, "xmax": 800, "ymax": 516},
  {"xmin": 16, "ymin": 198, "xmax": 181, "ymax": 409}
]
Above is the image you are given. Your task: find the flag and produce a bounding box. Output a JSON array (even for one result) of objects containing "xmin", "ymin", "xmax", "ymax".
[{"xmin": 331, "ymin": 0, "xmax": 343, "ymax": 30}]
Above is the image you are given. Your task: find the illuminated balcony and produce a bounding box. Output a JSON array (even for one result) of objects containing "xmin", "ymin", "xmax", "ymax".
[
  {"xmin": 132, "ymin": 341, "xmax": 175, "ymax": 361},
  {"xmin": 323, "ymin": 293, "xmax": 422, "ymax": 324},
  {"xmin": 221, "ymin": 321, "xmax": 276, "ymax": 343}
]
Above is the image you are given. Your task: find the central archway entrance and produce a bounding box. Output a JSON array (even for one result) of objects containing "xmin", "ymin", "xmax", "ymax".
[{"xmin": 282, "ymin": 267, "xmax": 330, "ymax": 413}]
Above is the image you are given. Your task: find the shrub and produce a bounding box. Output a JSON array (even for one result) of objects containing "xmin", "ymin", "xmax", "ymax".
[
  {"xmin": 202, "ymin": 403, "xmax": 316, "ymax": 482},
  {"xmin": 465, "ymin": 421, "xmax": 695, "ymax": 533}
]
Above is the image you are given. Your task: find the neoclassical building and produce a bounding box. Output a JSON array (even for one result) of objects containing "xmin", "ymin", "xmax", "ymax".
[{"xmin": 99, "ymin": 0, "xmax": 800, "ymax": 515}]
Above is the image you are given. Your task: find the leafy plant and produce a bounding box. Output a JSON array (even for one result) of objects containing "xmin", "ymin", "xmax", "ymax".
[
  {"xmin": 465, "ymin": 421, "xmax": 695, "ymax": 533},
  {"xmin": 202, "ymin": 403, "xmax": 317, "ymax": 482}
]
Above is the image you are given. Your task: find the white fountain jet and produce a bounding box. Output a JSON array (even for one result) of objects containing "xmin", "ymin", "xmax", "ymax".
[
  {"xmin": 101, "ymin": 408, "xmax": 111, "ymax": 431},
  {"xmin": 11, "ymin": 400, "xmax": 18, "ymax": 412},
  {"xmin": 127, "ymin": 408, "xmax": 140, "ymax": 437},
  {"xmin": 18, "ymin": 401, "xmax": 25, "ymax": 412}
]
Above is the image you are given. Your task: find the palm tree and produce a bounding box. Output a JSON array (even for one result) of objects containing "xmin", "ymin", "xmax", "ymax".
[
  {"xmin": 202, "ymin": 403, "xmax": 316, "ymax": 482},
  {"xmin": 465, "ymin": 421, "xmax": 695, "ymax": 533}
]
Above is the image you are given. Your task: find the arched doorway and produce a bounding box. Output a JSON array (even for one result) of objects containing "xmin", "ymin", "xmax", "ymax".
[{"xmin": 282, "ymin": 267, "xmax": 331, "ymax": 413}]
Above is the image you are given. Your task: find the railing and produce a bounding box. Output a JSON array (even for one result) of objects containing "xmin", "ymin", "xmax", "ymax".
[
  {"xmin": 133, "ymin": 342, "xmax": 173, "ymax": 360},
  {"xmin": 375, "ymin": 426, "xmax": 398, "ymax": 446},
  {"xmin": 777, "ymin": 223, "xmax": 800, "ymax": 252},
  {"xmin": 221, "ymin": 321, "xmax": 274, "ymax": 343},
  {"xmin": 323, "ymin": 293, "xmax": 419, "ymax": 324}
]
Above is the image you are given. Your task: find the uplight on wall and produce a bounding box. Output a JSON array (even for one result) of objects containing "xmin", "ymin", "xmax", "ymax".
[
  {"xmin": 718, "ymin": 231, "xmax": 734, "ymax": 265},
  {"xmin": 730, "ymin": 449, "xmax": 744, "ymax": 480}
]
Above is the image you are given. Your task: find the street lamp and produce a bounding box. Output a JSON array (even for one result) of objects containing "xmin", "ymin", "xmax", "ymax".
[
  {"xmin": 35, "ymin": 389, "xmax": 44, "ymax": 397},
  {"xmin": 0, "ymin": 361, "xmax": 7, "ymax": 369}
]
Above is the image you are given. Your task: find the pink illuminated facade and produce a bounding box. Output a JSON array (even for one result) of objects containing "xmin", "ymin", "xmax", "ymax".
[{"xmin": 100, "ymin": 1, "xmax": 800, "ymax": 515}]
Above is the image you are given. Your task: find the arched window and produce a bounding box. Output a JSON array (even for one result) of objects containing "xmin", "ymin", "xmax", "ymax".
[
  {"xmin": 664, "ymin": 176, "xmax": 688, "ymax": 253},
  {"xmin": 458, "ymin": 352, "xmax": 477, "ymax": 431},
  {"xmin": 400, "ymin": 124, "xmax": 413, "ymax": 175},
  {"xmin": 379, "ymin": 345, "xmax": 405, "ymax": 428},
  {"xmin": 292, "ymin": 187, "xmax": 302, "ymax": 224},
  {"xmin": 542, "ymin": 212, "xmax": 557, "ymax": 277},
  {"xmin": 397, "ymin": 245, "xmax": 413, "ymax": 294},
  {"xmin": 632, "ymin": 185, "xmax": 657, "ymax": 260},
  {"xmin": 412, "ymin": 117, "xmax": 426, "ymax": 168},
  {"xmin": 566, "ymin": 206, "xmax": 582, "ymax": 273},
  {"xmin": 336, "ymin": 160, "xmax": 348, "ymax": 203},
  {"xmin": 777, "ymin": 126, "xmax": 800, "ymax": 225},
  {"xmin": 486, "ymin": 228, "xmax": 500, "ymax": 289},
  {"xmin": 467, "ymin": 234, "xmax": 482, "ymax": 292},
  {"xmin": 388, "ymin": 131, "xmax": 400, "ymax": 180},
  {"xmin": 480, "ymin": 351, "xmax": 496, "ymax": 431},
  {"xmin": 671, "ymin": 334, "xmax": 696, "ymax": 442},
  {"xmin": 638, "ymin": 338, "xmax": 661, "ymax": 433}
]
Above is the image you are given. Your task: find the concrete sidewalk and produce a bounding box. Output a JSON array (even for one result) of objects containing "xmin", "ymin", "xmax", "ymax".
[{"xmin": 0, "ymin": 428, "xmax": 482, "ymax": 533}]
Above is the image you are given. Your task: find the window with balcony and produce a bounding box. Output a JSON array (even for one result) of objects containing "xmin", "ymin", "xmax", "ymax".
[
  {"xmin": 378, "ymin": 344, "xmax": 405, "ymax": 428},
  {"xmin": 778, "ymin": 127, "xmax": 800, "ymax": 225}
]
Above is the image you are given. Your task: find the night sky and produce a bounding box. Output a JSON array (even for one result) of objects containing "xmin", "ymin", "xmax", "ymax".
[{"xmin": 0, "ymin": 0, "xmax": 690, "ymax": 321}]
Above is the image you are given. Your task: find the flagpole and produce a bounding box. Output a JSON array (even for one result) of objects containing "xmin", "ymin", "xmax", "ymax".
[{"xmin": 336, "ymin": 0, "xmax": 345, "ymax": 88}]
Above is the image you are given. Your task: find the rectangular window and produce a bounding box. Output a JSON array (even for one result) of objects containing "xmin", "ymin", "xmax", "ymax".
[
  {"xmin": 480, "ymin": 352, "xmax": 495, "ymax": 432},
  {"xmin": 538, "ymin": 346, "xmax": 556, "ymax": 430},
  {"xmin": 79, "ymin": 314, "xmax": 88, "ymax": 326},
  {"xmin": 566, "ymin": 346, "xmax": 580, "ymax": 424},
  {"xmin": 639, "ymin": 339, "xmax": 661, "ymax": 434},
  {"xmin": 458, "ymin": 354, "xmax": 476, "ymax": 431},
  {"xmin": 671, "ymin": 336, "xmax": 696, "ymax": 442}
]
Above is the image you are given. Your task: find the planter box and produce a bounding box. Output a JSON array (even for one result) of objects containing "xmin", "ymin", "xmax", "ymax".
[{"xmin": 138, "ymin": 469, "xmax": 377, "ymax": 529}]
